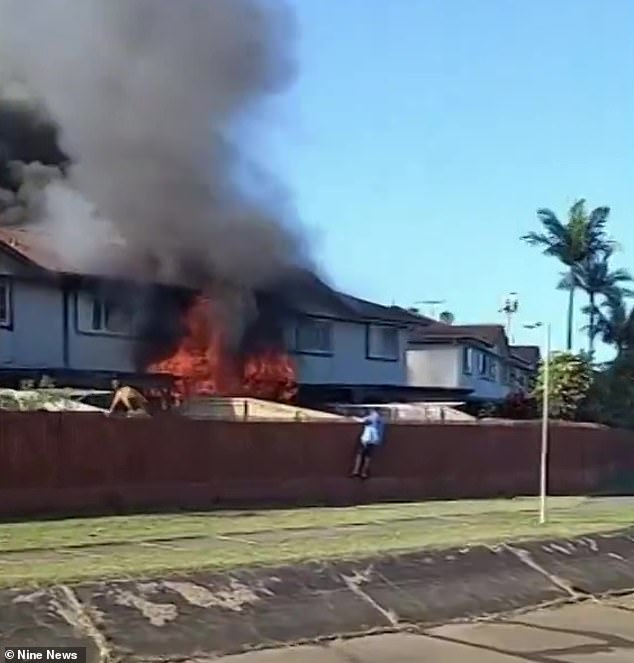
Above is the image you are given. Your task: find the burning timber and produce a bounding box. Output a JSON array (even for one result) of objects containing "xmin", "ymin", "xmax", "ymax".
[{"xmin": 148, "ymin": 294, "xmax": 298, "ymax": 404}]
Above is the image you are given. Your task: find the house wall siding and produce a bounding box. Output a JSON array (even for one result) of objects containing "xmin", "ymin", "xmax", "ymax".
[
  {"xmin": 0, "ymin": 280, "xmax": 65, "ymax": 369},
  {"xmin": 406, "ymin": 345, "xmax": 460, "ymax": 388},
  {"xmin": 0, "ymin": 248, "xmax": 411, "ymax": 384},
  {"xmin": 293, "ymin": 319, "xmax": 407, "ymax": 386},
  {"xmin": 459, "ymin": 361, "xmax": 510, "ymax": 401},
  {"xmin": 407, "ymin": 342, "xmax": 534, "ymax": 402},
  {"xmin": 0, "ymin": 255, "xmax": 65, "ymax": 369},
  {"xmin": 67, "ymin": 291, "xmax": 137, "ymax": 372},
  {"xmin": 0, "ymin": 250, "xmax": 139, "ymax": 374}
]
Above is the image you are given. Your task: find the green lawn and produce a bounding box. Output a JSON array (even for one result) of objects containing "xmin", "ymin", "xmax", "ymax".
[{"xmin": 0, "ymin": 497, "xmax": 631, "ymax": 587}]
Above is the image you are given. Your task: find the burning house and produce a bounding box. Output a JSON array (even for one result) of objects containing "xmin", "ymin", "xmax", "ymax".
[
  {"xmin": 0, "ymin": 226, "xmax": 429, "ymax": 405},
  {"xmin": 0, "ymin": 1, "xmax": 497, "ymax": 408},
  {"xmin": 0, "ymin": 0, "xmax": 308, "ymax": 400},
  {"xmin": 0, "ymin": 0, "xmax": 452, "ymax": 407},
  {"xmin": 0, "ymin": 225, "xmax": 300, "ymax": 398}
]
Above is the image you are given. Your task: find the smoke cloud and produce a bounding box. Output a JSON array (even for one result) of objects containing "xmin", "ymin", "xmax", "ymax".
[{"xmin": 0, "ymin": 0, "xmax": 306, "ymax": 291}]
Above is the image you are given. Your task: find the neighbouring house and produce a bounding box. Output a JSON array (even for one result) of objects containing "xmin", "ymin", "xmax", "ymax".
[
  {"xmin": 407, "ymin": 322, "xmax": 540, "ymax": 404},
  {"xmin": 268, "ymin": 271, "xmax": 469, "ymax": 404}
]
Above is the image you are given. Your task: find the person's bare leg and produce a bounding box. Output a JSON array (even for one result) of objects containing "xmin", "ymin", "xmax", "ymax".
[
  {"xmin": 351, "ymin": 451, "xmax": 363, "ymax": 477},
  {"xmin": 360, "ymin": 455, "xmax": 371, "ymax": 479}
]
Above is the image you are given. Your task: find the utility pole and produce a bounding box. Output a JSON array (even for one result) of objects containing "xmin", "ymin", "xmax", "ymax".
[
  {"xmin": 499, "ymin": 292, "xmax": 519, "ymax": 342},
  {"xmin": 539, "ymin": 322, "xmax": 551, "ymax": 524}
]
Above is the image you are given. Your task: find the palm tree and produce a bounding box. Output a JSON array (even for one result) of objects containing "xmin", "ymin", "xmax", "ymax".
[
  {"xmin": 522, "ymin": 200, "xmax": 612, "ymax": 350},
  {"xmin": 559, "ymin": 248, "xmax": 633, "ymax": 356},
  {"xmin": 593, "ymin": 293, "xmax": 634, "ymax": 356}
]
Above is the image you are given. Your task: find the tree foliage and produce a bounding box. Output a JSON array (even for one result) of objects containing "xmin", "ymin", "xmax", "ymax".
[
  {"xmin": 592, "ymin": 293, "xmax": 634, "ymax": 355},
  {"xmin": 522, "ymin": 200, "xmax": 614, "ymax": 352},
  {"xmin": 581, "ymin": 352, "xmax": 634, "ymax": 429},
  {"xmin": 563, "ymin": 248, "xmax": 633, "ymax": 355},
  {"xmin": 533, "ymin": 352, "xmax": 593, "ymax": 420}
]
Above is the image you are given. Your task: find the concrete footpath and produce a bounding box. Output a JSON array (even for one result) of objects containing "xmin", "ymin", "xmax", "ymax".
[
  {"xmin": 1, "ymin": 528, "xmax": 633, "ymax": 661},
  {"xmin": 218, "ymin": 595, "xmax": 634, "ymax": 662}
]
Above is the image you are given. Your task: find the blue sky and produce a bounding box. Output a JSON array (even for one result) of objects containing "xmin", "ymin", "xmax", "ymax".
[{"xmin": 271, "ymin": 0, "xmax": 634, "ymax": 358}]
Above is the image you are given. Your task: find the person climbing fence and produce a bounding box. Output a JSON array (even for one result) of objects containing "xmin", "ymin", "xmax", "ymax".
[{"xmin": 350, "ymin": 408, "xmax": 385, "ymax": 479}]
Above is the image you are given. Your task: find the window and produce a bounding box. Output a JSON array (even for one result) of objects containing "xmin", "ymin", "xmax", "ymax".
[
  {"xmin": 462, "ymin": 346, "xmax": 473, "ymax": 374},
  {"xmin": 477, "ymin": 351, "xmax": 497, "ymax": 380},
  {"xmin": 295, "ymin": 318, "xmax": 333, "ymax": 354},
  {"xmin": 367, "ymin": 324, "xmax": 399, "ymax": 361},
  {"xmin": 0, "ymin": 277, "xmax": 11, "ymax": 328},
  {"xmin": 88, "ymin": 295, "xmax": 134, "ymax": 335},
  {"xmin": 478, "ymin": 351, "xmax": 487, "ymax": 375}
]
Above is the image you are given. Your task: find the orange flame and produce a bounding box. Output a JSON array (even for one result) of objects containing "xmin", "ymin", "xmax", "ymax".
[{"xmin": 149, "ymin": 296, "xmax": 297, "ymax": 402}]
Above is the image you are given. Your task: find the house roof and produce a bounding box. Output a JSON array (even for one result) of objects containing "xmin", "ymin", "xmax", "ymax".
[
  {"xmin": 336, "ymin": 293, "xmax": 435, "ymax": 325},
  {"xmin": 270, "ymin": 269, "xmax": 431, "ymax": 325},
  {"xmin": 0, "ymin": 227, "xmax": 74, "ymax": 274},
  {"xmin": 0, "ymin": 227, "xmax": 426, "ymax": 326},
  {"xmin": 510, "ymin": 345, "xmax": 541, "ymax": 368},
  {"xmin": 410, "ymin": 322, "xmax": 507, "ymax": 347},
  {"xmin": 0, "ymin": 226, "xmax": 156, "ymax": 283},
  {"xmin": 410, "ymin": 322, "xmax": 539, "ymax": 368}
]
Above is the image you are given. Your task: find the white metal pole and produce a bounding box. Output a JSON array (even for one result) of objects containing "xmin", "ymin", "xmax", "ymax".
[{"xmin": 539, "ymin": 323, "xmax": 551, "ymax": 524}]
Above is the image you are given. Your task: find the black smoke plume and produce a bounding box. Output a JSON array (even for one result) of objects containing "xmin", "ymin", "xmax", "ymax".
[{"xmin": 0, "ymin": 0, "xmax": 312, "ymax": 369}]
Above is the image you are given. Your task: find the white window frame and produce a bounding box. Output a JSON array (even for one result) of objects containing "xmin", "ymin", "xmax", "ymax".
[
  {"xmin": 78, "ymin": 292, "xmax": 136, "ymax": 337},
  {"xmin": 477, "ymin": 351, "xmax": 487, "ymax": 375},
  {"xmin": 477, "ymin": 351, "xmax": 498, "ymax": 380},
  {"xmin": 367, "ymin": 324, "xmax": 399, "ymax": 361},
  {"xmin": 0, "ymin": 276, "xmax": 12, "ymax": 329},
  {"xmin": 462, "ymin": 346, "xmax": 473, "ymax": 374},
  {"xmin": 294, "ymin": 317, "xmax": 333, "ymax": 355}
]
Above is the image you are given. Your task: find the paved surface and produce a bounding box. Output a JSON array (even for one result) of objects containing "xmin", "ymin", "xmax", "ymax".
[
  {"xmin": 218, "ymin": 595, "xmax": 634, "ymax": 662},
  {"xmin": 2, "ymin": 528, "xmax": 634, "ymax": 662}
]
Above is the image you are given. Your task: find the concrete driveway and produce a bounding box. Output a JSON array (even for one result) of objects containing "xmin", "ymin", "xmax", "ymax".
[{"xmin": 218, "ymin": 595, "xmax": 634, "ymax": 662}]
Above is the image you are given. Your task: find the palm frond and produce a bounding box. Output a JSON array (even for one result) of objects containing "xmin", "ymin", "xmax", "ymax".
[
  {"xmin": 608, "ymin": 267, "xmax": 632, "ymax": 284},
  {"xmin": 521, "ymin": 231, "xmax": 551, "ymax": 246},
  {"xmin": 557, "ymin": 271, "xmax": 576, "ymax": 291},
  {"xmin": 535, "ymin": 209, "xmax": 568, "ymax": 242},
  {"xmin": 587, "ymin": 205, "xmax": 610, "ymax": 232},
  {"xmin": 594, "ymin": 293, "xmax": 632, "ymax": 350}
]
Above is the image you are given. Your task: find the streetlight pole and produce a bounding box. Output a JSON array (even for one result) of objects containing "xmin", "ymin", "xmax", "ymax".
[
  {"xmin": 539, "ymin": 322, "xmax": 551, "ymax": 524},
  {"xmin": 524, "ymin": 321, "xmax": 551, "ymax": 524}
]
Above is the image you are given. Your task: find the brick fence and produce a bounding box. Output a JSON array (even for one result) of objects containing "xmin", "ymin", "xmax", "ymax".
[{"xmin": 0, "ymin": 413, "xmax": 633, "ymax": 517}]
